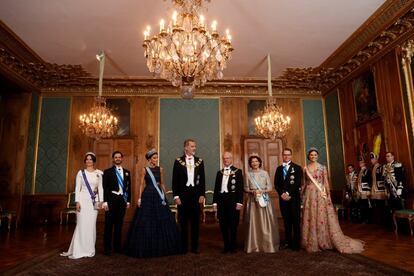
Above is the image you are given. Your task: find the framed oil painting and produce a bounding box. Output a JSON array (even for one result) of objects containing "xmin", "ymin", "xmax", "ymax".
[
  {"xmin": 107, "ymin": 98, "xmax": 130, "ymax": 136},
  {"xmin": 353, "ymin": 70, "xmax": 378, "ymax": 123},
  {"xmin": 247, "ymin": 100, "xmax": 266, "ymax": 135}
]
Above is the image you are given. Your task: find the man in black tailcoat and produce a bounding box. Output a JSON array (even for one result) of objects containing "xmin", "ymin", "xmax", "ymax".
[
  {"xmin": 275, "ymin": 148, "xmax": 302, "ymax": 250},
  {"xmin": 172, "ymin": 139, "xmax": 205, "ymax": 254},
  {"xmin": 213, "ymin": 151, "xmax": 243, "ymax": 253},
  {"xmin": 103, "ymin": 151, "xmax": 131, "ymax": 255}
]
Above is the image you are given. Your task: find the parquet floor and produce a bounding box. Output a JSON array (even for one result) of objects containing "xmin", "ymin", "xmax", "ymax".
[{"xmin": 0, "ymin": 219, "xmax": 413, "ymax": 273}]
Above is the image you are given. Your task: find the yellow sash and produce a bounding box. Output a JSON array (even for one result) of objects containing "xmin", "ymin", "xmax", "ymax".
[{"xmin": 305, "ymin": 168, "xmax": 327, "ymax": 199}]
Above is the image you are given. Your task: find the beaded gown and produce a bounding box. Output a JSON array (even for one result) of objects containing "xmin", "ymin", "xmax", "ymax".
[{"xmin": 301, "ymin": 164, "xmax": 364, "ymax": 253}]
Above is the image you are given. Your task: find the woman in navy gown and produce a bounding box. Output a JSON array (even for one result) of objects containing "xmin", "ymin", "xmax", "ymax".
[{"xmin": 125, "ymin": 149, "xmax": 181, "ymax": 258}]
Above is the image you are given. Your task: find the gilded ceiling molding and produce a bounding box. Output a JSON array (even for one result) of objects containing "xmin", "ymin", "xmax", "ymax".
[
  {"xmin": 2, "ymin": 2, "xmax": 414, "ymax": 97},
  {"xmin": 319, "ymin": 7, "xmax": 414, "ymax": 94},
  {"xmin": 0, "ymin": 43, "xmax": 322, "ymax": 96},
  {"xmin": 0, "ymin": 48, "xmax": 90, "ymax": 89},
  {"xmin": 41, "ymin": 84, "xmax": 321, "ymax": 97}
]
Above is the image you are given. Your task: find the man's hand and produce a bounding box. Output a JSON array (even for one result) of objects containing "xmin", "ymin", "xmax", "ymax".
[
  {"xmin": 127, "ymin": 202, "xmax": 130, "ymax": 209},
  {"xmin": 137, "ymin": 199, "xmax": 141, "ymax": 208},
  {"xmin": 175, "ymin": 198, "xmax": 182, "ymax": 205},
  {"xmin": 199, "ymin": 196, "xmax": 205, "ymax": 204},
  {"xmin": 213, "ymin": 204, "xmax": 217, "ymax": 212},
  {"xmin": 236, "ymin": 203, "xmax": 243, "ymax": 210},
  {"xmin": 103, "ymin": 202, "xmax": 109, "ymax": 211},
  {"xmin": 281, "ymin": 193, "xmax": 291, "ymax": 201},
  {"xmin": 76, "ymin": 202, "xmax": 81, "ymax": 212}
]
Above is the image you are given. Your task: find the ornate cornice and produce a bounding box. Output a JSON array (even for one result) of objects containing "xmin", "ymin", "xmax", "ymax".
[
  {"xmin": 3, "ymin": 1, "xmax": 413, "ymax": 97},
  {"xmin": 0, "ymin": 43, "xmax": 323, "ymax": 96},
  {"xmin": 0, "ymin": 48, "xmax": 90, "ymax": 90},
  {"xmin": 41, "ymin": 78, "xmax": 321, "ymax": 97}
]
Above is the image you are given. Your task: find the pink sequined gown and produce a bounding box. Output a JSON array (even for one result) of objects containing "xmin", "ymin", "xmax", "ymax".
[{"xmin": 301, "ymin": 164, "xmax": 364, "ymax": 253}]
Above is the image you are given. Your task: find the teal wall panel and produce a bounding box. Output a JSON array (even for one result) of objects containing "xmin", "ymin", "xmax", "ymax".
[
  {"xmin": 325, "ymin": 91, "xmax": 345, "ymax": 190},
  {"xmin": 302, "ymin": 99, "xmax": 327, "ymax": 165},
  {"xmin": 160, "ymin": 99, "xmax": 220, "ymax": 191},
  {"xmin": 35, "ymin": 97, "xmax": 70, "ymax": 194},
  {"xmin": 24, "ymin": 94, "xmax": 39, "ymax": 194}
]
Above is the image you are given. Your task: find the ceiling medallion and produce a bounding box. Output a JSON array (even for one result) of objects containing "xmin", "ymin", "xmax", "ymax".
[{"xmin": 142, "ymin": 0, "xmax": 234, "ymax": 98}]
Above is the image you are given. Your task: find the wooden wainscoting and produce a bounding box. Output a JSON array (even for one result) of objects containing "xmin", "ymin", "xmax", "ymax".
[{"xmin": 22, "ymin": 194, "xmax": 68, "ymax": 225}]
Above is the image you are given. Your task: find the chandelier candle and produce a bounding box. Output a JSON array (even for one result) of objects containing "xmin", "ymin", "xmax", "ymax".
[{"xmin": 142, "ymin": 0, "xmax": 234, "ymax": 90}]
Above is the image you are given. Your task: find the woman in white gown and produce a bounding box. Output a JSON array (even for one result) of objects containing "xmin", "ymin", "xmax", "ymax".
[{"xmin": 61, "ymin": 152, "xmax": 103, "ymax": 259}]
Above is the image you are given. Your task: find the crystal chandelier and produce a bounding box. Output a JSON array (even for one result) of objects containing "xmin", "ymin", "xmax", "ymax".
[
  {"xmin": 79, "ymin": 51, "xmax": 119, "ymax": 140},
  {"xmin": 142, "ymin": 0, "xmax": 234, "ymax": 93},
  {"xmin": 255, "ymin": 98, "xmax": 291, "ymax": 139},
  {"xmin": 255, "ymin": 55, "xmax": 291, "ymax": 139}
]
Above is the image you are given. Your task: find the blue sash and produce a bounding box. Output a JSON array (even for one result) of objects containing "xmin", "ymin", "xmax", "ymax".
[
  {"xmin": 249, "ymin": 172, "xmax": 270, "ymax": 203},
  {"xmin": 283, "ymin": 166, "xmax": 288, "ymax": 179},
  {"xmin": 81, "ymin": 170, "xmax": 96, "ymax": 206},
  {"xmin": 145, "ymin": 167, "xmax": 166, "ymax": 206},
  {"xmin": 115, "ymin": 168, "xmax": 128, "ymax": 202}
]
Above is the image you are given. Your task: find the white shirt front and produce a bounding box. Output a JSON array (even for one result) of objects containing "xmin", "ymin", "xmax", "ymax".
[
  {"xmin": 282, "ymin": 161, "xmax": 291, "ymax": 172},
  {"xmin": 186, "ymin": 156, "xmax": 195, "ymax": 187},
  {"xmin": 221, "ymin": 166, "xmax": 232, "ymax": 193}
]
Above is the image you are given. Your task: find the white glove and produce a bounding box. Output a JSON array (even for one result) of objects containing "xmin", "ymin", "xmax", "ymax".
[{"xmin": 397, "ymin": 189, "xmax": 402, "ymax": 196}]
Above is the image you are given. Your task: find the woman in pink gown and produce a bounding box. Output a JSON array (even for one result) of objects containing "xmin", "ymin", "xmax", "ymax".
[{"xmin": 301, "ymin": 148, "xmax": 364, "ymax": 253}]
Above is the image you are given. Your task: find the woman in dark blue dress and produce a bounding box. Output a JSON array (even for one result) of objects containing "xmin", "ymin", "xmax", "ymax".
[{"xmin": 125, "ymin": 149, "xmax": 181, "ymax": 258}]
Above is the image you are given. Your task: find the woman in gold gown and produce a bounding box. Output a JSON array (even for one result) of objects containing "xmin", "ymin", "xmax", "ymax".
[{"xmin": 243, "ymin": 155, "xmax": 279, "ymax": 253}]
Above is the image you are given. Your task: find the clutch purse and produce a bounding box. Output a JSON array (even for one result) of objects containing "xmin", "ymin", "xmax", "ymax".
[
  {"xmin": 256, "ymin": 192, "xmax": 269, "ymax": 208},
  {"xmin": 94, "ymin": 202, "xmax": 103, "ymax": 210}
]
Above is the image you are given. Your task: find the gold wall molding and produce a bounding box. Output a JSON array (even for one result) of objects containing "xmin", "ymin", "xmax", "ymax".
[
  {"xmin": 41, "ymin": 83, "xmax": 321, "ymax": 97},
  {"xmin": 400, "ymin": 39, "xmax": 414, "ymax": 149}
]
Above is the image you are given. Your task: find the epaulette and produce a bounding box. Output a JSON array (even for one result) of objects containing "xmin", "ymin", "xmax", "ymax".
[{"xmin": 395, "ymin": 162, "xmax": 402, "ymax": 168}]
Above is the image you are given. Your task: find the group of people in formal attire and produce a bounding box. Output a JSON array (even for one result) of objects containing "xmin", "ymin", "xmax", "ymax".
[
  {"xmin": 343, "ymin": 151, "xmax": 406, "ymax": 225},
  {"xmin": 61, "ymin": 139, "xmax": 365, "ymax": 260}
]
